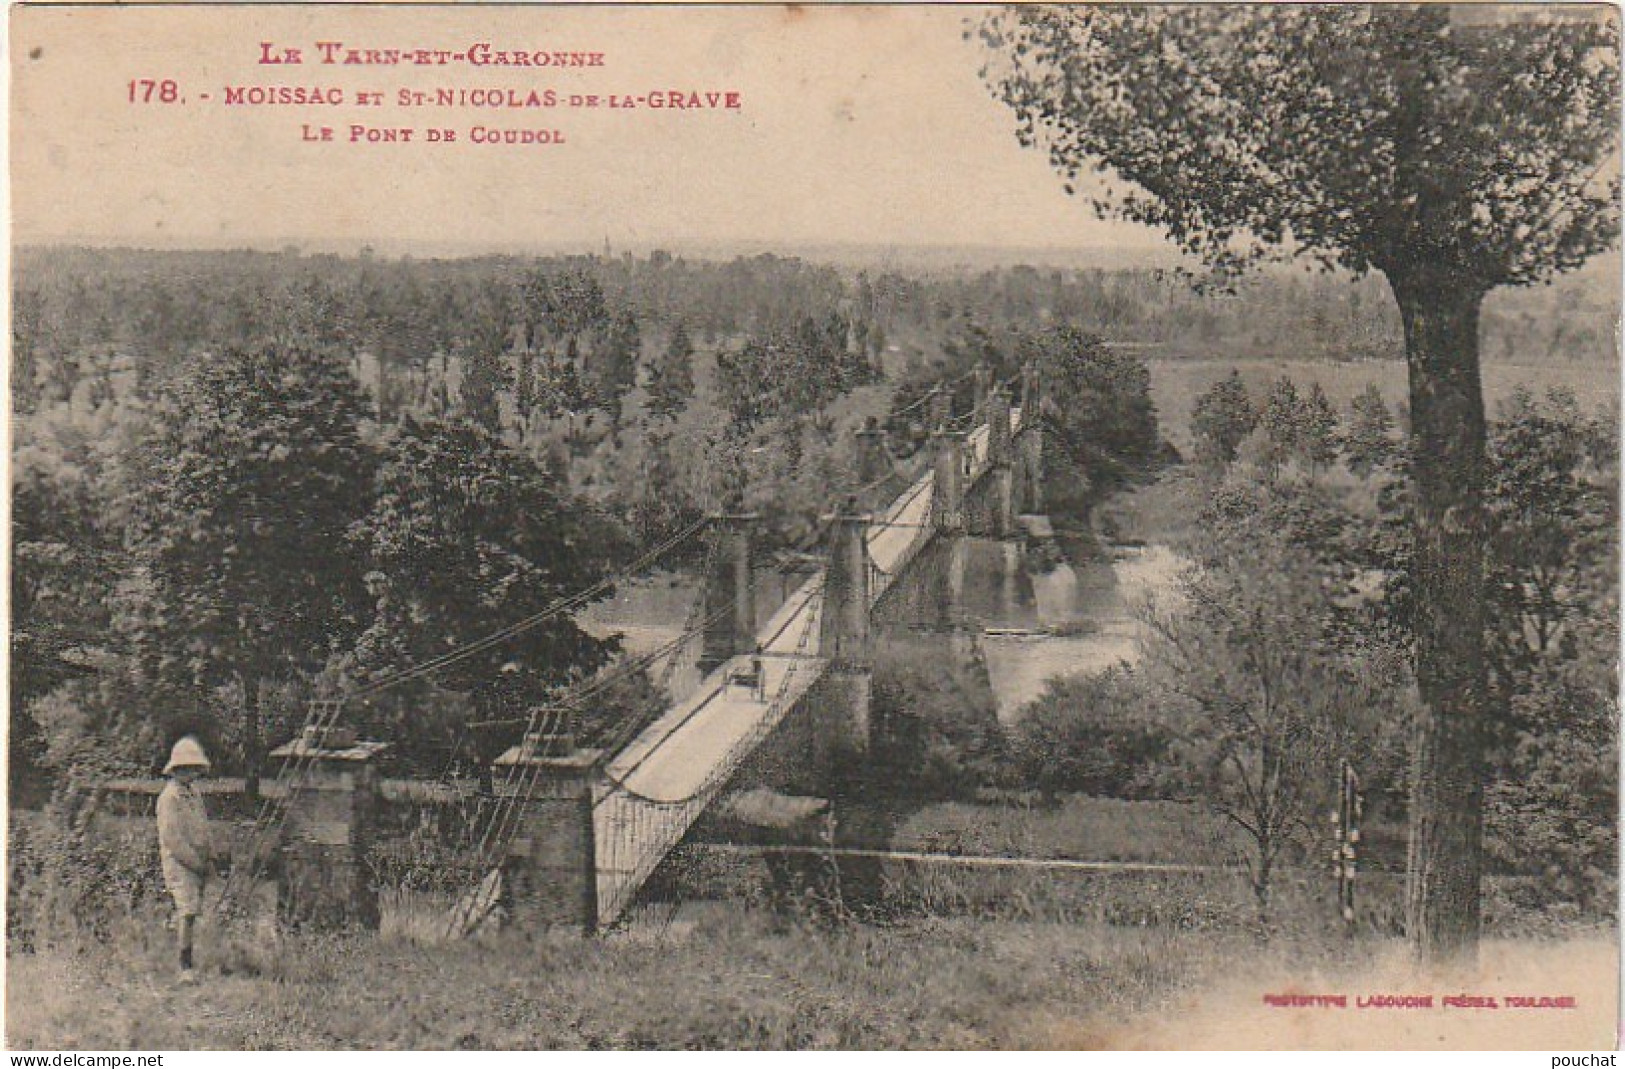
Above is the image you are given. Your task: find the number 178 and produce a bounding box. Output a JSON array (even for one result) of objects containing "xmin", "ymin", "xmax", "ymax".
[{"xmin": 128, "ymin": 79, "xmax": 180, "ymax": 103}]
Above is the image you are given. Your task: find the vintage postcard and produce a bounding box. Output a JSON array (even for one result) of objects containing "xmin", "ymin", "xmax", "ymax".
[{"xmin": 7, "ymin": 2, "xmax": 1620, "ymax": 1053}]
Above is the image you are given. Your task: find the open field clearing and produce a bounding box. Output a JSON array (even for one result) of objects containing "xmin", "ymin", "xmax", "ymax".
[{"xmin": 6, "ymin": 910, "xmax": 1245, "ymax": 1049}]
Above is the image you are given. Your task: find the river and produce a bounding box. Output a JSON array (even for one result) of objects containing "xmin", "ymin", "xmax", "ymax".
[
  {"xmin": 973, "ymin": 540, "xmax": 1185, "ymax": 724},
  {"xmin": 577, "ymin": 541, "xmax": 1187, "ymax": 725}
]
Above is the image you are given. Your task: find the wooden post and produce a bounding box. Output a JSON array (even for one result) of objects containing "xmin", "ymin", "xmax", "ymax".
[{"xmin": 1334, "ymin": 761, "xmax": 1363, "ymax": 928}]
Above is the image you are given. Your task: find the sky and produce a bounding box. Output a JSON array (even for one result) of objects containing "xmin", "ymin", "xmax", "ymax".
[{"xmin": 9, "ymin": 5, "xmax": 1170, "ymax": 257}]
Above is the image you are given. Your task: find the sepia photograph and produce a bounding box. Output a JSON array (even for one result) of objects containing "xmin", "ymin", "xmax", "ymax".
[{"xmin": 6, "ymin": 2, "xmax": 1621, "ymax": 1052}]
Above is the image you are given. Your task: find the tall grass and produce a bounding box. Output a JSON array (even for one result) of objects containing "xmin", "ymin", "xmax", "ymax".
[
  {"xmin": 10, "ymin": 810, "xmax": 1614, "ymax": 1050},
  {"xmin": 10, "ymin": 786, "xmax": 1611, "ymax": 1049},
  {"xmin": 7, "ymin": 893, "xmax": 1262, "ymax": 1049}
]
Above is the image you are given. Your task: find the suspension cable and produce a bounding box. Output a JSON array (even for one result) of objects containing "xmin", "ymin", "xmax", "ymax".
[
  {"xmin": 346, "ymin": 516, "xmax": 709, "ymax": 701},
  {"xmin": 442, "ymin": 568, "xmax": 794, "ymax": 934},
  {"xmin": 217, "ymin": 515, "xmax": 711, "ymax": 918},
  {"xmin": 654, "ymin": 531, "xmax": 718, "ymax": 700}
]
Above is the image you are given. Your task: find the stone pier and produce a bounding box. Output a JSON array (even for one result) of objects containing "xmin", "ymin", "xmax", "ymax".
[
  {"xmin": 491, "ymin": 734, "xmax": 602, "ymax": 934},
  {"xmin": 698, "ymin": 511, "xmax": 758, "ymax": 676}
]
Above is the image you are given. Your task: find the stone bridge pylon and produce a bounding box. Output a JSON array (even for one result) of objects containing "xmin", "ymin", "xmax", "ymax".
[{"xmin": 521, "ymin": 363, "xmax": 1044, "ymax": 931}]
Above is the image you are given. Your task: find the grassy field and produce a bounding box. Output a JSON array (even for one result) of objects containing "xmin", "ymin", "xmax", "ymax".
[
  {"xmin": 9, "ymin": 905, "xmax": 1614, "ymax": 1050},
  {"xmin": 1149, "ymin": 357, "xmax": 1620, "ymax": 453},
  {"xmin": 6, "ymin": 907, "xmax": 1249, "ymax": 1049},
  {"xmin": 1092, "ymin": 470, "xmax": 1205, "ymax": 548},
  {"xmin": 14, "ymin": 789, "xmax": 1584, "ymax": 1050},
  {"xmin": 899, "ymin": 795, "xmax": 1232, "ymax": 865}
]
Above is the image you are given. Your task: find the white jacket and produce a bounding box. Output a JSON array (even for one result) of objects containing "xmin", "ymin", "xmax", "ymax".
[{"xmin": 156, "ymin": 779, "xmax": 212, "ymax": 874}]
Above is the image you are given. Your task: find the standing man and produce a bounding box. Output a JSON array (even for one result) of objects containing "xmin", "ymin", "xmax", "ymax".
[
  {"xmin": 157, "ymin": 735, "xmax": 213, "ymax": 984},
  {"xmin": 751, "ymin": 643, "xmax": 767, "ymax": 702}
]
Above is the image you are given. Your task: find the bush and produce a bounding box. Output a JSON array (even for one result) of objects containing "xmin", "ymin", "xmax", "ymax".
[
  {"xmin": 870, "ymin": 638, "xmax": 1004, "ymax": 802},
  {"xmin": 1484, "ymin": 682, "xmax": 1618, "ymax": 924},
  {"xmin": 9, "ymin": 804, "xmax": 168, "ymax": 954}
]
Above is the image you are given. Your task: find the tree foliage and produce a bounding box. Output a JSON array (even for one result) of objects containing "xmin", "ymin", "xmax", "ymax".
[
  {"xmin": 587, "ymin": 308, "xmax": 641, "ymax": 420},
  {"xmin": 870, "ymin": 638, "xmax": 1004, "ymax": 803},
  {"xmin": 11, "ymin": 399, "xmax": 147, "ymax": 801},
  {"xmin": 455, "ymin": 286, "xmax": 517, "ymax": 436},
  {"xmin": 1484, "ymin": 387, "xmax": 1618, "ymax": 687},
  {"xmin": 981, "ymin": 7, "xmax": 1618, "ymax": 287},
  {"xmin": 348, "ymin": 416, "xmax": 625, "ymax": 759},
  {"xmin": 981, "ymin": 3, "xmax": 1620, "ymax": 960},
  {"xmin": 128, "ymin": 344, "xmax": 377, "ymax": 791},
  {"xmin": 1019, "ymin": 324, "xmax": 1160, "ymax": 490},
  {"xmin": 12, "ymin": 230, "xmax": 1615, "ymax": 945},
  {"xmin": 1006, "ymin": 668, "xmax": 1173, "ymax": 804},
  {"xmin": 1344, "ymin": 383, "xmax": 1398, "ymax": 477},
  {"xmin": 646, "ymin": 320, "xmax": 697, "ymax": 421},
  {"xmin": 1300, "ymin": 382, "xmax": 1341, "ymax": 478},
  {"xmin": 1190, "ymin": 370, "xmax": 1256, "ymax": 470},
  {"xmin": 1146, "ymin": 486, "xmax": 1412, "ymax": 927},
  {"xmin": 1257, "ymin": 376, "xmax": 1304, "ymax": 480},
  {"xmin": 1245, "ymin": 378, "xmax": 1619, "ymax": 923},
  {"xmin": 715, "ymin": 313, "xmax": 874, "ymax": 436}
]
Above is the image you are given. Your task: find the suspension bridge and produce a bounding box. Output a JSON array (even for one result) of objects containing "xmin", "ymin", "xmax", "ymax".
[{"xmin": 220, "ymin": 365, "xmax": 1046, "ymax": 934}]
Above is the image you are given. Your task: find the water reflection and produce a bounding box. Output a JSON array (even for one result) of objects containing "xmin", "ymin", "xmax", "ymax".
[
  {"xmin": 578, "ymin": 542, "xmax": 1188, "ymax": 726},
  {"xmin": 577, "ymin": 567, "xmax": 810, "ymax": 703}
]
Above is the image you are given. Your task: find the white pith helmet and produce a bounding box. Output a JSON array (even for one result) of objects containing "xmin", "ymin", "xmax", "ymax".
[{"xmin": 163, "ymin": 735, "xmax": 211, "ymax": 774}]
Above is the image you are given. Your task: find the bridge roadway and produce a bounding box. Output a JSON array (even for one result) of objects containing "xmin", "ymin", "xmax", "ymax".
[{"xmin": 591, "ymin": 412, "xmax": 1015, "ymax": 925}]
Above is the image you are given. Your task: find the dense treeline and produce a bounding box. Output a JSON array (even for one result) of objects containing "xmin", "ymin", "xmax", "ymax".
[
  {"xmin": 915, "ymin": 262, "xmax": 1619, "ymax": 367},
  {"xmin": 15, "ymin": 246, "xmax": 1616, "ymax": 421}
]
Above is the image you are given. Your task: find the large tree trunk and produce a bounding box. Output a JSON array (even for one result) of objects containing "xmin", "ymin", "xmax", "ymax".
[{"xmin": 1390, "ymin": 270, "xmax": 1490, "ymax": 964}]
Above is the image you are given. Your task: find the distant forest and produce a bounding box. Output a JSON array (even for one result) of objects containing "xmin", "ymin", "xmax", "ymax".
[
  {"xmin": 14, "ymin": 242, "xmax": 1615, "ymax": 577},
  {"xmin": 15, "ymin": 246, "xmax": 1619, "ymax": 408}
]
